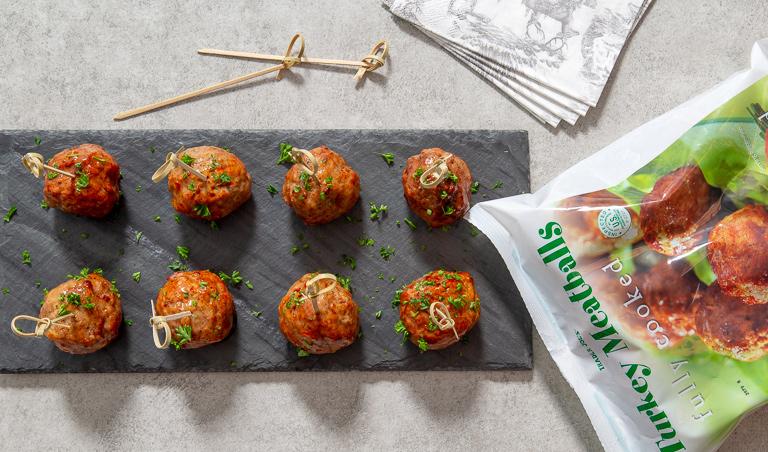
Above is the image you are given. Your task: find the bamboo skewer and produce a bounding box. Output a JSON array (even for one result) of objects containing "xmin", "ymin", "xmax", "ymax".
[
  {"xmin": 114, "ymin": 33, "xmax": 388, "ymax": 121},
  {"xmin": 21, "ymin": 153, "xmax": 76, "ymax": 179}
]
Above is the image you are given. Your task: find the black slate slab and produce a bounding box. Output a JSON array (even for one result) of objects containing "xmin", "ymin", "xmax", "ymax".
[{"xmin": 0, "ymin": 129, "xmax": 531, "ymax": 372}]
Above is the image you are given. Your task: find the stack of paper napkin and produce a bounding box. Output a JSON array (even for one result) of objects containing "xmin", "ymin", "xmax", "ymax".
[{"xmin": 385, "ymin": 0, "xmax": 652, "ymax": 127}]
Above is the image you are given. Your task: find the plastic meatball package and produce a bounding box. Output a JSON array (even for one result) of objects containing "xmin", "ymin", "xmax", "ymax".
[{"xmin": 467, "ymin": 39, "xmax": 768, "ymax": 451}]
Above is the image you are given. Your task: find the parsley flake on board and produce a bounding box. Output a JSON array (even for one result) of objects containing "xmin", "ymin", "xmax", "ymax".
[
  {"xmin": 379, "ymin": 246, "xmax": 395, "ymax": 261},
  {"xmin": 193, "ymin": 204, "xmax": 211, "ymax": 217},
  {"xmin": 337, "ymin": 275, "xmax": 352, "ymax": 292},
  {"xmin": 378, "ymin": 152, "xmax": 395, "ymax": 166},
  {"xmin": 492, "ymin": 181, "xmax": 503, "ymax": 190},
  {"xmin": 417, "ymin": 337, "xmax": 429, "ymax": 352},
  {"xmin": 218, "ymin": 270, "xmax": 243, "ymax": 286},
  {"xmin": 404, "ymin": 218, "xmax": 417, "ymax": 230},
  {"xmin": 394, "ymin": 320, "xmax": 409, "ymax": 344},
  {"xmin": 125, "ymin": 319, "xmax": 134, "ymax": 327},
  {"xmin": 180, "ymin": 154, "xmax": 195, "ymax": 165},
  {"xmin": 470, "ymin": 181, "xmax": 480, "ymax": 194},
  {"xmin": 34, "ymin": 136, "xmax": 42, "ymax": 146},
  {"xmin": 357, "ymin": 236, "xmax": 375, "ymax": 247},
  {"xmin": 132, "ymin": 271, "xmax": 141, "ymax": 283},
  {"xmin": 266, "ymin": 184, "xmax": 278, "ymax": 196},
  {"xmin": 340, "ymin": 254, "xmax": 357, "ymax": 270},
  {"xmin": 153, "ymin": 215, "xmax": 162, "ymax": 222},
  {"xmin": 40, "ymin": 200, "xmax": 49, "ymax": 210},
  {"xmin": 176, "ymin": 245, "xmax": 190, "ymax": 260},
  {"xmin": 277, "ymin": 143, "xmax": 294, "ymax": 165},
  {"xmin": 21, "ymin": 250, "xmax": 31, "ymax": 266},
  {"xmin": 3, "ymin": 206, "xmax": 17, "ymax": 223},
  {"xmin": 369, "ymin": 202, "xmax": 388, "ymax": 221}
]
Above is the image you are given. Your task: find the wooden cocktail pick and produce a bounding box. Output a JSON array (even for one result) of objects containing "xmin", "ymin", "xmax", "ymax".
[
  {"xmin": 301, "ymin": 273, "xmax": 338, "ymax": 315},
  {"xmin": 21, "ymin": 153, "xmax": 75, "ymax": 179},
  {"xmin": 148, "ymin": 299, "xmax": 193, "ymax": 349},
  {"xmin": 419, "ymin": 153, "xmax": 453, "ymax": 188},
  {"xmin": 151, "ymin": 146, "xmax": 207, "ymax": 183},
  {"xmin": 429, "ymin": 301, "xmax": 459, "ymax": 340},
  {"xmin": 114, "ymin": 33, "xmax": 389, "ymax": 121},
  {"xmin": 11, "ymin": 313, "xmax": 74, "ymax": 337}
]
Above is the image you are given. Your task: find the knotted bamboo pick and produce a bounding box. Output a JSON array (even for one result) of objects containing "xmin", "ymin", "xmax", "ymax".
[
  {"xmin": 11, "ymin": 313, "xmax": 74, "ymax": 337},
  {"xmin": 420, "ymin": 153, "xmax": 454, "ymax": 188},
  {"xmin": 151, "ymin": 146, "xmax": 207, "ymax": 183},
  {"xmin": 149, "ymin": 300, "xmax": 193, "ymax": 349},
  {"xmin": 429, "ymin": 301, "xmax": 459, "ymax": 340},
  {"xmin": 301, "ymin": 273, "xmax": 337, "ymax": 315},
  {"xmin": 114, "ymin": 33, "xmax": 388, "ymax": 121},
  {"xmin": 290, "ymin": 147, "xmax": 321, "ymax": 185},
  {"xmin": 21, "ymin": 152, "xmax": 75, "ymax": 179}
]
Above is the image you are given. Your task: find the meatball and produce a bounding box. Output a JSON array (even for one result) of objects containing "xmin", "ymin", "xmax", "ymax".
[
  {"xmin": 38, "ymin": 271, "xmax": 122, "ymax": 354},
  {"xmin": 167, "ymin": 146, "xmax": 252, "ymax": 221},
  {"xmin": 640, "ymin": 165, "xmax": 720, "ymax": 256},
  {"xmin": 708, "ymin": 205, "xmax": 768, "ymax": 304},
  {"xmin": 42, "ymin": 144, "xmax": 121, "ymax": 218},
  {"xmin": 282, "ymin": 146, "xmax": 360, "ymax": 225},
  {"xmin": 402, "ymin": 148, "xmax": 472, "ymax": 228},
  {"xmin": 557, "ymin": 190, "xmax": 642, "ymax": 258},
  {"xmin": 694, "ymin": 285, "xmax": 768, "ymax": 361},
  {"xmin": 396, "ymin": 270, "xmax": 480, "ymax": 350},
  {"xmin": 154, "ymin": 270, "xmax": 235, "ymax": 349},
  {"xmin": 278, "ymin": 273, "xmax": 360, "ymax": 354}
]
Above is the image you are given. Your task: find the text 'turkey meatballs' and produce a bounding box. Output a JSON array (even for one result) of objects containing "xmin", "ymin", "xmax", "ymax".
[
  {"xmin": 402, "ymin": 148, "xmax": 473, "ymax": 228},
  {"xmin": 154, "ymin": 270, "xmax": 235, "ymax": 350},
  {"xmin": 282, "ymin": 146, "xmax": 361, "ymax": 225},
  {"xmin": 640, "ymin": 165, "xmax": 720, "ymax": 256}
]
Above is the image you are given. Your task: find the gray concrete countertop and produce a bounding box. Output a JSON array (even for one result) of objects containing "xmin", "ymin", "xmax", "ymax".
[{"xmin": 0, "ymin": 1, "xmax": 765, "ymax": 450}]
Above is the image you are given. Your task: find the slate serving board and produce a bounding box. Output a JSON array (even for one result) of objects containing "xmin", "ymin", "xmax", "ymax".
[{"xmin": 0, "ymin": 129, "xmax": 531, "ymax": 373}]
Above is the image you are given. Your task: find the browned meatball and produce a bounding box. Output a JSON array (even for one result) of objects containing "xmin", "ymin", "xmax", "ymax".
[
  {"xmin": 39, "ymin": 271, "xmax": 122, "ymax": 354},
  {"xmin": 281, "ymin": 146, "xmax": 360, "ymax": 225},
  {"xmin": 557, "ymin": 190, "xmax": 642, "ymax": 258},
  {"xmin": 694, "ymin": 285, "xmax": 768, "ymax": 361},
  {"xmin": 278, "ymin": 273, "xmax": 360, "ymax": 354},
  {"xmin": 396, "ymin": 270, "xmax": 480, "ymax": 350},
  {"xmin": 640, "ymin": 165, "xmax": 720, "ymax": 256},
  {"xmin": 43, "ymin": 144, "xmax": 121, "ymax": 218},
  {"xmin": 708, "ymin": 205, "xmax": 768, "ymax": 304},
  {"xmin": 167, "ymin": 146, "xmax": 252, "ymax": 221},
  {"xmin": 155, "ymin": 270, "xmax": 235, "ymax": 349},
  {"xmin": 402, "ymin": 148, "xmax": 472, "ymax": 228}
]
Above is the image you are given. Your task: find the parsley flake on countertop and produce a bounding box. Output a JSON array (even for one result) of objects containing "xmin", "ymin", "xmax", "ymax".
[
  {"xmin": 337, "ymin": 275, "xmax": 352, "ymax": 292},
  {"xmin": 153, "ymin": 215, "xmax": 161, "ymax": 222},
  {"xmin": 394, "ymin": 320, "xmax": 409, "ymax": 344},
  {"xmin": 174, "ymin": 214, "xmax": 181, "ymax": 224},
  {"xmin": 375, "ymin": 310, "xmax": 383, "ymax": 319},
  {"xmin": 218, "ymin": 270, "xmax": 243, "ymax": 286},
  {"xmin": 3, "ymin": 206, "xmax": 17, "ymax": 223}
]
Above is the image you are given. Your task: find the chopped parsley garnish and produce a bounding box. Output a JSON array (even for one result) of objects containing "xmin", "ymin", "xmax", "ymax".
[
  {"xmin": 3, "ymin": 205, "xmax": 17, "ymax": 223},
  {"xmin": 180, "ymin": 154, "xmax": 195, "ymax": 165},
  {"xmin": 404, "ymin": 218, "xmax": 417, "ymax": 230},
  {"xmin": 149, "ymin": 146, "xmax": 157, "ymax": 154},
  {"xmin": 57, "ymin": 304, "xmax": 71, "ymax": 317},
  {"xmin": 378, "ymin": 152, "xmax": 395, "ymax": 166},
  {"xmin": 379, "ymin": 246, "xmax": 395, "ymax": 261},
  {"xmin": 193, "ymin": 204, "xmax": 211, "ymax": 217},
  {"xmin": 135, "ymin": 231, "xmax": 143, "ymax": 243},
  {"xmin": 297, "ymin": 348, "xmax": 310, "ymax": 358},
  {"xmin": 440, "ymin": 190, "xmax": 448, "ymax": 199},
  {"xmin": 124, "ymin": 319, "xmax": 134, "ymax": 327},
  {"xmin": 414, "ymin": 168, "xmax": 424, "ymax": 179},
  {"xmin": 492, "ymin": 181, "xmax": 503, "ymax": 190},
  {"xmin": 135, "ymin": 185, "xmax": 142, "ymax": 192},
  {"xmin": 299, "ymin": 171, "xmax": 312, "ymax": 191},
  {"xmin": 375, "ymin": 310, "xmax": 383, "ymax": 319},
  {"xmin": 174, "ymin": 214, "xmax": 181, "ymax": 224},
  {"xmin": 218, "ymin": 270, "xmax": 243, "ymax": 286},
  {"xmin": 153, "ymin": 215, "xmax": 161, "ymax": 222},
  {"xmin": 442, "ymin": 205, "xmax": 455, "ymax": 215},
  {"xmin": 446, "ymin": 172, "xmax": 459, "ymax": 183},
  {"xmin": 245, "ymin": 280, "xmax": 254, "ymax": 290},
  {"xmin": 470, "ymin": 301, "xmax": 480, "ymax": 311},
  {"xmin": 339, "ymin": 254, "xmax": 357, "ymax": 270},
  {"xmin": 83, "ymin": 302, "xmax": 95, "ymax": 310},
  {"xmin": 277, "ymin": 143, "xmax": 294, "ymax": 165},
  {"xmin": 168, "ymin": 260, "xmax": 189, "ymax": 272},
  {"xmin": 470, "ymin": 181, "xmax": 480, "ymax": 194},
  {"xmin": 170, "ymin": 325, "xmax": 193, "ymax": 350},
  {"xmin": 337, "ymin": 275, "xmax": 352, "ymax": 292},
  {"xmin": 214, "ymin": 173, "xmax": 231, "ymax": 184},
  {"xmin": 40, "ymin": 199, "xmax": 49, "ymax": 210},
  {"xmin": 209, "ymin": 157, "xmax": 220, "ymax": 170},
  {"xmin": 357, "ymin": 236, "xmax": 375, "ymax": 247},
  {"xmin": 47, "ymin": 165, "xmax": 59, "ymax": 180},
  {"xmin": 369, "ymin": 202, "xmax": 388, "ymax": 221},
  {"xmin": 132, "ymin": 271, "xmax": 141, "ymax": 283},
  {"xmin": 34, "ymin": 136, "xmax": 42, "ymax": 146},
  {"xmin": 21, "ymin": 250, "xmax": 31, "ymax": 266},
  {"xmin": 470, "ymin": 225, "xmax": 480, "ymax": 237},
  {"xmin": 290, "ymin": 246, "xmax": 300, "ymax": 255},
  {"xmin": 80, "ymin": 232, "xmax": 90, "ymax": 240},
  {"xmin": 417, "ymin": 337, "xmax": 429, "ymax": 352},
  {"xmin": 75, "ymin": 173, "xmax": 90, "ymax": 190},
  {"xmin": 188, "ymin": 182, "xmax": 196, "ymax": 191},
  {"xmin": 266, "ymin": 184, "xmax": 278, "ymax": 196},
  {"xmin": 392, "ymin": 288, "xmax": 404, "ymax": 308},
  {"xmin": 176, "ymin": 245, "xmax": 190, "ymax": 260},
  {"xmin": 2, "ymin": 288, "xmax": 9, "ymax": 295},
  {"xmin": 394, "ymin": 320, "xmax": 409, "ymax": 344},
  {"xmin": 425, "ymin": 208, "xmax": 433, "ymax": 216},
  {"xmin": 210, "ymin": 221, "xmax": 219, "ymax": 230}
]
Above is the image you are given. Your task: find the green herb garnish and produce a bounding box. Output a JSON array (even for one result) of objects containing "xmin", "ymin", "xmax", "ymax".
[
  {"xmin": 404, "ymin": 218, "xmax": 417, "ymax": 230},
  {"xmin": 75, "ymin": 173, "xmax": 89, "ymax": 190},
  {"xmin": 3, "ymin": 205, "xmax": 17, "ymax": 223},
  {"xmin": 378, "ymin": 153, "xmax": 395, "ymax": 166},
  {"xmin": 193, "ymin": 204, "xmax": 211, "ymax": 217},
  {"xmin": 491, "ymin": 181, "xmax": 503, "ymax": 190},
  {"xmin": 132, "ymin": 271, "xmax": 141, "ymax": 283},
  {"xmin": 379, "ymin": 246, "xmax": 395, "ymax": 261},
  {"xmin": 394, "ymin": 320, "xmax": 409, "ymax": 344},
  {"xmin": 277, "ymin": 143, "xmax": 294, "ymax": 165},
  {"xmin": 180, "ymin": 154, "xmax": 195, "ymax": 165},
  {"xmin": 375, "ymin": 310, "xmax": 382, "ymax": 319},
  {"xmin": 266, "ymin": 184, "xmax": 278, "ymax": 196},
  {"xmin": 297, "ymin": 348, "xmax": 310, "ymax": 358},
  {"xmin": 340, "ymin": 254, "xmax": 357, "ymax": 270},
  {"xmin": 369, "ymin": 202, "xmax": 388, "ymax": 221},
  {"xmin": 170, "ymin": 325, "xmax": 193, "ymax": 350},
  {"xmin": 168, "ymin": 260, "xmax": 189, "ymax": 272},
  {"xmin": 40, "ymin": 200, "xmax": 49, "ymax": 210},
  {"xmin": 135, "ymin": 231, "xmax": 143, "ymax": 243},
  {"xmin": 470, "ymin": 181, "xmax": 480, "ymax": 194},
  {"xmin": 21, "ymin": 250, "xmax": 31, "ymax": 266},
  {"xmin": 176, "ymin": 245, "xmax": 190, "ymax": 260},
  {"xmin": 357, "ymin": 236, "xmax": 375, "ymax": 247}
]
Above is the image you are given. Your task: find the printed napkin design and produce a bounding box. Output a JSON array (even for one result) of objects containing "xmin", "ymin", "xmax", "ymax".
[{"xmin": 386, "ymin": 0, "xmax": 650, "ymax": 126}]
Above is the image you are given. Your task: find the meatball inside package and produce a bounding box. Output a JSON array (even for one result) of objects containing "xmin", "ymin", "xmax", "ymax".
[{"xmin": 467, "ymin": 39, "xmax": 768, "ymax": 452}]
